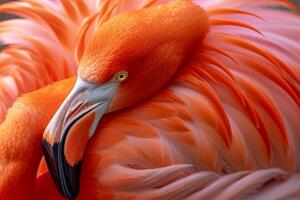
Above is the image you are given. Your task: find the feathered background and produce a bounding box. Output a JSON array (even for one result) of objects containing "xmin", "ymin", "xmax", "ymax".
[{"xmin": 1, "ymin": 0, "xmax": 300, "ymax": 199}]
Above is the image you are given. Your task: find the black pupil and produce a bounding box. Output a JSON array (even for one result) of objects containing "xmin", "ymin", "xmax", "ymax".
[{"xmin": 119, "ymin": 75, "xmax": 124, "ymax": 79}]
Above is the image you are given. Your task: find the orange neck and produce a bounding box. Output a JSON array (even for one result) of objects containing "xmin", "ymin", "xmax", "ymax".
[{"xmin": 0, "ymin": 78, "xmax": 76, "ymax": 199}]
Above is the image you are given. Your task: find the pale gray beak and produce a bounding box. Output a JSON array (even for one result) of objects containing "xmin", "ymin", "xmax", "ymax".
[{"xmin": 42, "ymin": 77, "xmax": 119, "ymax": 199}]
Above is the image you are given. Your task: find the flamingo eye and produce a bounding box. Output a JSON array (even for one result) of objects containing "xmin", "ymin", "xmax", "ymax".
[{"xmin": 115, "ymin": 71, "xmax": 128, "ymax": 82}]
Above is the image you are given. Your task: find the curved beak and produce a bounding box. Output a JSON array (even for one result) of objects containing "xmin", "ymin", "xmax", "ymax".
[{"xmin": 42, "ymin": 78, "xmax": 119, "ymax": 199}]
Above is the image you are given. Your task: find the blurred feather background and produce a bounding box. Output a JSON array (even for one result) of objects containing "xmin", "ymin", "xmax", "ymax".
[
  {"xmin": 0, "ymin": 0, "xmax": 299, "ymax": 21},
  {"xmin": 0, "ymin": 0, "xmax": 298, "ymax": 49},
  {"xmin": 292, "ymin": 0, "xmax": 300, "ymax": 6},
  {"xmin": 0, "ymin": 0, "xmax": 298, "ymax": 34}
]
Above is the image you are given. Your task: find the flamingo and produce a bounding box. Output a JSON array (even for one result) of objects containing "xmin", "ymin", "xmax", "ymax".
[{"xmin": 0, "ymin": 0, "xmax": 300, "ymax": 199}]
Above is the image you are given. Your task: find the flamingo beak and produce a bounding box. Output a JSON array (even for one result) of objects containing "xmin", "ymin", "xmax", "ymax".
[{"xmin": 42, "ymin": 78, "xmax": 119, "ymax": 199}]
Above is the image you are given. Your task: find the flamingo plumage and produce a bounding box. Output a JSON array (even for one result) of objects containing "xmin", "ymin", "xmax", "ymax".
[{"xmin": 0, "ymin": 0, "xmax": 300, "ymax": 199}]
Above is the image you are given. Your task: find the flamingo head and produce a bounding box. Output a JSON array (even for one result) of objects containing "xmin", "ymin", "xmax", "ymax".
[{"xmin": 42, "ymin": 0, "xmax": 209, "ymax": 198}]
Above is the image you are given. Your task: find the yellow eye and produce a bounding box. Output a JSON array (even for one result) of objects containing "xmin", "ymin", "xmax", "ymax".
[{"xmin": 115, "ymin": 71, "xmax": 128, "ymax": 82}]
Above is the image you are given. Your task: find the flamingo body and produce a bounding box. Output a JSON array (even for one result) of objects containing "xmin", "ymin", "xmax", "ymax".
[{"xmin": 0, "ymin": 0, "xmax": 300, "ymax": 199}]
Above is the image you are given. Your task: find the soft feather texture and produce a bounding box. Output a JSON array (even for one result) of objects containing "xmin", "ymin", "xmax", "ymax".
[{"xmin": 0, "ymin": 0, "xmax": 300, "ymax": 199}]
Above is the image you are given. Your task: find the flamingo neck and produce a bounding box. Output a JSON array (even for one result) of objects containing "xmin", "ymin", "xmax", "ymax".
[{"xmin": 0, "ymin": 78, "xmax": 76, "ymax": 199}]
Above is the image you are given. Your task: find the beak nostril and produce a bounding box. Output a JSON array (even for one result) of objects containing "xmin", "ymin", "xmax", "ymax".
[{"xmin": 65, "ymin": 101, "xmax": 84, "ymax": 123}]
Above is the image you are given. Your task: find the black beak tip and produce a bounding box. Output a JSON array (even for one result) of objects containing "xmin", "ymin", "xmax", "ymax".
[{"xmin": 42, "ymin": 139, "xmax": 82, "ymax": 199}]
